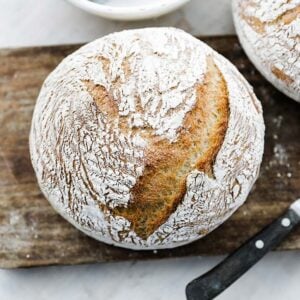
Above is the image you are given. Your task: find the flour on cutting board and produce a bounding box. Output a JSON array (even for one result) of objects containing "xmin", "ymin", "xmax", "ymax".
[{"xmin": 264, "ymin": 114, "xmax": 294, "ymax": 181}]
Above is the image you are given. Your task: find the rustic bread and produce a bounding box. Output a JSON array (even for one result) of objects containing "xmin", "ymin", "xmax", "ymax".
[
  {"xmin": 30, "ymin": 28, "xmax": 265, "ymax": 250},
  {"xmin": 233, "ymin": 0, "xmax": 300, "ymax": 102}
]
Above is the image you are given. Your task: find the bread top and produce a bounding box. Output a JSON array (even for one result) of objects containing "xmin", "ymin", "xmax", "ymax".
[
  {"xmin": 233, "ymin": 0, "xmax": 300, "ymax": 102},
  {"xmin": 30, "ymin": 28, "xmax": 265, "ymax": 249}
]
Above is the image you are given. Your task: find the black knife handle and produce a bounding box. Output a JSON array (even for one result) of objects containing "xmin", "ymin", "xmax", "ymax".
[{"xmin": 186, "ymin": 209, "xmax": 300, "ymax": 300}]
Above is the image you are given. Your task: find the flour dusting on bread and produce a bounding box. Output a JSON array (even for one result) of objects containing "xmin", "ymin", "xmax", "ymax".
[
  {"xmin": 30, "ymin": 28, "xmax": 264, "ymax": 249},
  {"xmin": 233, "ymin": 0, "xmax": 300, "ymax": 102}
]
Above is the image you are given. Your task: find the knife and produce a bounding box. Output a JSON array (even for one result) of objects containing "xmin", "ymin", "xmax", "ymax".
[{"xmin": 186, "ymin": 198, "xmax": 300, "ymax": 300}]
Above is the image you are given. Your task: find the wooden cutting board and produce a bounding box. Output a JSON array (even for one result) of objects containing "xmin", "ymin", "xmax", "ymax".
[{"xmin": 0, "ymin": 36, "xmax": 299, "ymax": 269}]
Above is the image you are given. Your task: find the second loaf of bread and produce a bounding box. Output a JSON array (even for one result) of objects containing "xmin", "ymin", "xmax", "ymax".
[
  {"xmin": 30, "ymin": 28, "xmax": 265, "ymax": 249},
  {"xmin": 233, "ymin": 0, "xmax": 300, "ymax": 102}
]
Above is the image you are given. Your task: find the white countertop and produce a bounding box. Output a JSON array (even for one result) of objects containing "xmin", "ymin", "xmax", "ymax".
[
  {"xmin": 1, "ymin": 1, "xmax": 300, "ymax": 299},
  {"xmin": 1, "ymin": 0, "xmax": 235, "ymax": 48}
]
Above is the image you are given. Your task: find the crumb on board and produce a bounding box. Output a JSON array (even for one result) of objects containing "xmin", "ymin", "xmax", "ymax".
[
  {"xmin": 273, "ymin": 144, "xmax": 288, "ymax": 166},
  {"xmin": 272, "ymin": 115, "xmax": 283, "ymax": 129}
]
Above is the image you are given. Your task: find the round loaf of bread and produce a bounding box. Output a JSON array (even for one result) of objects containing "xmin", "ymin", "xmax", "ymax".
[
  {"xmin": 30, "ymin": 28, "xmax": 265, "ymax": 250},
  {"xmin": 233, "ymin": 0, "xmax": 300, "ymax": 102}
]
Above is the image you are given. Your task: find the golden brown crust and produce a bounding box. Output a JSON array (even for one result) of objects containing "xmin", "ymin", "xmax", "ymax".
[
  {"xmin": 110, "ymin": 56, "xmax": 229, "ymax": 239},
  {"xmin": 271, "ymin": 66, "xmax": 294, "ymax": 84},
  {"xmin": 84, "ymin": 81, "xmax": 119, "ymax": 117},
  {"xmin": 241, "ymin": 3, "xmax": 300, "ymax": 33},
  {"xmin": 280, "ymin": 5, "xmax": 300, "ymax": 25},
  {"xmin": 241, "ymin": 15, "xmax": 266, "ymax": 34},
  {"xmin": 85, "ymin": 56, "xmax": 229, "ymax": 240}
]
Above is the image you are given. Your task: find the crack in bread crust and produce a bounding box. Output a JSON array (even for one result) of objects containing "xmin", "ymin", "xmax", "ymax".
[
  {"xmin": 241, "ymin": 3, "xmax": 300, "ymax": 33},
  {"xmin": 30, "ymin": 28, "xmax": 265, "ymax": 250},
  {"xmin": 86, "ymin": 56, "xmax": 229, "ymax": 239},
  {"xmin": 271, "ymin": 66, "xmax": 294, "ymax": 84}
]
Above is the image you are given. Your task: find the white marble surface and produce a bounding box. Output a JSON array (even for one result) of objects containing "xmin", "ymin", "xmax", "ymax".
[
  {"xmin": 0, "ymin": 0, "xmax": 234, "ymax": 48},
  {"xmin": 1, "ymin": 1, "xmax": 300, "ymax": 300}
]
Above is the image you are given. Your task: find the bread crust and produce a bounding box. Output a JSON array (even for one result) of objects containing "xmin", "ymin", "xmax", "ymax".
[
  {"xmin": 111, "ymin": 56, "xmax": 229, "ymax": 239},
  {"xmin": 30, "ymin": 28, "xmax": 265, "ymax": 249},
  {"xmin": 233, "ymin": 0, "xmax": 300, "ymax": 102}
]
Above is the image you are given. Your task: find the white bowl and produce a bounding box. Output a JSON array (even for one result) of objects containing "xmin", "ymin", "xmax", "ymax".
[{"xmin": 66, "ymin": 0, "xmax": 190, "ymax": 21}]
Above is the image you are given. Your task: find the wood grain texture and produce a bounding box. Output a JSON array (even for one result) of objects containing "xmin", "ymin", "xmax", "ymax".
[{"xmin": 0, "ymin": 36, "xmax": 299, "ymax": 269}]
